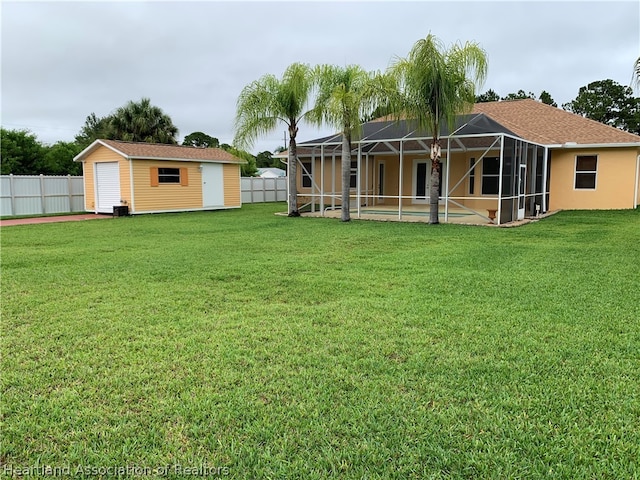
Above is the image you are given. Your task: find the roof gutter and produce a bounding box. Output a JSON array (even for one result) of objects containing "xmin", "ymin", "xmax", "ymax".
[
  {"xmin": 548, "ymin": 142, "xmax": 640, "ymax": 149},
  {"xmin": 126, "ymin": 155, "xmax": 246, "ymax": 164}
]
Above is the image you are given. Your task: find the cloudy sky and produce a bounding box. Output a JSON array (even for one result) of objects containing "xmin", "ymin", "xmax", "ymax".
[{"xmin": 1, "ymin": 1, "xmax": 638, "ymax": 154}]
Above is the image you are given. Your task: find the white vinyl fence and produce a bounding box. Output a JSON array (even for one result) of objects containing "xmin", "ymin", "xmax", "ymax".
[
  {"xmin": 1, "ymin": 175, "xmax": 85, "ymax": 217},
  {"xmin": 1, "ymin": 175, "xmax": 286, "ymax": 217},
  {"xmin": 241, "ymin": 176, "xmax": 287, "ymax": 204}
]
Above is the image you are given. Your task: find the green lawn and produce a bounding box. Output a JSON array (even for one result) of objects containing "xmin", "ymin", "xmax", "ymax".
[{"xmin": 2, "ymin": 203, "xmax": 639, "ymax": 479}]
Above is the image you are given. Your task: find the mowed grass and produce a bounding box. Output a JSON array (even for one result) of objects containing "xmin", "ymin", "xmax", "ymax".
[{"xmin": 1, "ymin": 203, "xmax": 639, "ymax": 479}]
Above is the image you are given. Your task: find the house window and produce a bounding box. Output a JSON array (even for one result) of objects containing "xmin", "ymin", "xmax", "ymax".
[
  {"xmin": 301, "ymin": 161, "xmax": 312, "ymax": 188},
  {"xmin": 575, "ymin": 155, "xmax": 597, "ymax": 189},
  {"xmin": 469, "ymin": 158, "xmax": 475, "ymax": 194},
  {"xmin": 481, "ymin": 157, "xmax": 500, "ymax": 195},
  {"xmin": 350, "ymin": 161, "xmax": 358, "ymax": 188},
  {"xmin": 158, "ymin": 168, "xmax": 180, "ymax": 184}
]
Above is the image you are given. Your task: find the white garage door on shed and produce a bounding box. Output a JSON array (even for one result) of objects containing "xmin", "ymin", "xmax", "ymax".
[
  {"xmin": 95, "ymin": 162, "xmax": 121, "ymax": 213},
  {"xmin": 202, "ymin": 163, "xmax": 224, "ymax": 207}
]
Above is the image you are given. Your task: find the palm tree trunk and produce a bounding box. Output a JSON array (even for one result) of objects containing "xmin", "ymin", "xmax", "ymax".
[
  {"xmin": 429, "ymin": 140, "xmax": 441, "ymax": 224},
  {"xmin": 288, "ymin": 131, "xmax": 300, "ymax": 217},
  {"xmin": 341, "ymin": 134, "xmax": 351, "ymax": 222}
]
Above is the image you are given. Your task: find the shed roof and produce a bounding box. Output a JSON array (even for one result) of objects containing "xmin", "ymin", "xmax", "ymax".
[{"xmin": 75, "ymin": 139, "xmax": 246, "ymax": 164}]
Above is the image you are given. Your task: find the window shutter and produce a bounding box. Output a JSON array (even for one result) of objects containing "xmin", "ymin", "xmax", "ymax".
[
  {"xmin": 180, "ymin": 167, "xmax": 189, "ymax": 186},
  {"xmin": 150, "ymin": 167, "xmax": 159, "ymax": 187}
]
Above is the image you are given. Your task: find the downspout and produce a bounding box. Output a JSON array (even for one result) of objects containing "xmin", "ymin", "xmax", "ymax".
[
  {"xmin": 496, "ymin": 134, "xmax": 505, "ymax": 225},
  {"xmin": 634, "ymin": 154, "xmax": 640, "ymax": 208}
]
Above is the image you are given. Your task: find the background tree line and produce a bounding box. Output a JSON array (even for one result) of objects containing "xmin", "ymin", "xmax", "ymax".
[
  {"xmin": 2, "ymin": 98, "xmax": 261, "ymax": 176},
  {"xmin": 2, "ymin": 76, "xmax": 639, "ymax": 177}
]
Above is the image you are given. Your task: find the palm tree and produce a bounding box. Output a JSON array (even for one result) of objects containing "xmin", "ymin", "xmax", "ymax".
[
  {"xmin": 234, "ymin": 63, "xmax": 315, "ymax": 216},
  {"xmin": 389, "ymin": 34, "xmax": 488, "ymax": 224},
  {"xmin": 634, "ymin": 57, "xmax": 640, "ymax": 92},
  {"xmin": 311, "ymin": 65, "xmax": 384, "ymax": 222},
  {"xmin": 109, "ymin": 98, "xmax": 178, "ymax": 144}
]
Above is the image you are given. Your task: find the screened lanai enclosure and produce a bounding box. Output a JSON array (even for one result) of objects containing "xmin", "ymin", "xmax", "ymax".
[{"xmin": 292, "ymin": 113, "xmax": 550, "ymax": 225}]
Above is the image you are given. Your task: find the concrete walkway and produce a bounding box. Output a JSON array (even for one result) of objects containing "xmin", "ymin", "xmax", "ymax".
[{"xmin": 0, "ymin": 214, "xmax": 112, "ymax": 227}]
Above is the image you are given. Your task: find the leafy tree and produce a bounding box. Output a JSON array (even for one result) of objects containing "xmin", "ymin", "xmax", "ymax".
[
  {"xmin": 388, "ymin": 34, "xmax": 487, "ymax": 224},
  {"xmin": 311, "ymin": 64, "xmax": 383, "ymax": 222},
  {"xmin": 563, "ymin": 79, "xmax": 640, "ymax": 134},
  {"xmin": 75, "ymin": 112, "xmax": 114, "ymax": 149},
  {"xmin": 476, "ymin": 89, "xmax": 500, "ymax": 103},
  {"xmin": 0, "ymin": 128, "xmax": 45, "ymax": 174},
  {"xmin": 183, "ymin": 132, "xmax": 219, "ymax": 148},
  {"xmin": 255, "ymin": 150, "xmax": 275, "ymax": 168},
  {"xmin": 539, "ymin": 90, "xmax": 557, "ymax": 107},
  {"xmin": 110, "ymin": 98, "xmax": 178, "ymax": 144},
  {"xmin": 502, "ymin": 90, "xmax": 535, "ymax": 101},
  {"xmin": 42, "ymin": 141, "xmax": 83, "ymax": 175},
  {"xmin": 75, "ymin": 99, "xmax": 179, "ymax": 147},
  {"xmin": 234, "ymin": 63, "xmax": 316, "ymax": 216},
  {"xmin": 220, "ymin": 144, "xmax": 258, "ymax": 177}
]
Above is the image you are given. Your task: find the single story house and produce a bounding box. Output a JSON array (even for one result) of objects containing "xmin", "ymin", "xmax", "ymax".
[
  {"xmin": 257, "ymin": 167, "xmax": 287, "ymax": 178},
  {"xmin": 75, "ymin": 139, "xmax": 245, "ymax": 215},
  {"xmin": 290, "ymin": 99, "xmax": 640, "ymax": 224}
]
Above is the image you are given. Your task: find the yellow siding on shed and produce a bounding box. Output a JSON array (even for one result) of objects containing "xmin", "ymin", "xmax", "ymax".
[
  {"xmin": 81, "ymin": 145, "xmax": 130, "ymax": 212},
  {"xmin": 223, "ymin": 164, "xmax": 241, "ymax": 207},
  {"xmin": 131, "ymin": 160, "xmax": 203, "ymax": 212}
]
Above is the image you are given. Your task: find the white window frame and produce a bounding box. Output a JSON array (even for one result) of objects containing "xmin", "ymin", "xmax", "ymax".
[
  {"xmin": 574, "ymin": 155, "xmax": 597, "ymax": 190},
  {"xmin": 158, "ymin": 167, "xmax": 180, "ymax": 184}
]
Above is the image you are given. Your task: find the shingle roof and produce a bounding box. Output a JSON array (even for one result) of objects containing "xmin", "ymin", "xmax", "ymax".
[
  {"xmin": 76, "ymin": 139, "xmax": 245, "ymax": 163},
  {"xmin": 472, "ymin": 98, "xmax": 640, "ymax": 145}
]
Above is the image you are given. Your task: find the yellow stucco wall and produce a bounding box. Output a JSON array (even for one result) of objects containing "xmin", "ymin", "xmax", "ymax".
[
  {"xmin": 549, "ymin": 147, "xmax": 639, "ymax": 210},
  {"xmin": 81, "ymin": 145, "xmax": 130, "ymax": 212},
  {"xmin": 131, "ymin": 160, "xmax": 203, "ymax": 212},
  {"xmin": 637, "ymin": 155, "xmax": 640, "ymax": 207},
  {"xmin": 223, "ymin": 164, "xmax": 241, "ymax": 207}
]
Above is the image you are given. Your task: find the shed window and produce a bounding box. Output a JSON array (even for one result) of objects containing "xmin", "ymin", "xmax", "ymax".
[
  {"xmin": 158, "ymin": 168, "xmax": 181, "ymax": 183},
  {"xmin": 575, "ymin": 155, "xmax": 597, "ymax": 189},
  {"xmin": 481, "ymin": 157, "xmax": 500, "ymax": 195},
  {"xmin": 150, "ymin": 167, "xmax": 189, "ymax": 187}
]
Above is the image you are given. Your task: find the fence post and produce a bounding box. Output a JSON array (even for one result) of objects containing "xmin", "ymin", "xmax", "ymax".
[
  {"xmin": 9, "ymin": 174, "xmax": 16, "ymax": 215},
  {"xmin": 68, "ymin": 175, "xmax": 73, "ymax": 212},
  {"xmin": 39, "ymin": 174, "xmax": 46, "ymax": 214}
]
